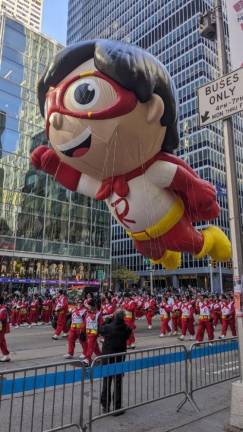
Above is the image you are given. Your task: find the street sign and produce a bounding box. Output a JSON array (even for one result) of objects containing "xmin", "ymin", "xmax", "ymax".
[{"xmin": 198, "ymin": 67, "xmax": 243, "ymax": 127}]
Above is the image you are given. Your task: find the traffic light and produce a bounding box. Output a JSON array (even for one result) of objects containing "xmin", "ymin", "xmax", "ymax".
[{"xmin": 199, "ymin": 11, "xmax": 217, "ymax": 41}]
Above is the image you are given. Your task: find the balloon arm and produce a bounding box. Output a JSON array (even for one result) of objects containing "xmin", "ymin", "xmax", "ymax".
[
  {"xmin": 160, "ymin": 152, "xmax": 200, "ymax": 178},
  {"xmin": 31, "ymin": 145, "xmax": 81, "ymax": 192},
  {"xmin": 170, "ymin": 165, "xmax": 220, "ymax": 220}
]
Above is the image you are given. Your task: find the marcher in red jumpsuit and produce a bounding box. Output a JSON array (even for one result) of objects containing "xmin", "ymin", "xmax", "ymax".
[
  {"xmin": 82, "ymin": 300, "xmax": 103, "ymax": 366},
  {"xmin": 17, "ymin": 296, "xmax": 29, "ymax": 327},
  {"xmin": 122, "ymin": 294, "xmax": 136, "ymax": 348},
  {"xmin": 41, "ymin": 295, "xmax": 53, "ymax": 324},
  {"xmin": 196, "ymin": 295, "xmax": 214, "ymax": 342},
  {"xmin": 159, "ymin": 297, "xmax": 172, "ymax": 336},
  {"xmin": 102, "ymin": 296, "xmax": 116, "ymax": 322},
  {"xmin": 0, "ymin": 296, "xmax": 11, "ymax": 362},
  {"xmin": 64, "ymin": 298, "xmax": 87, "ymax": 359},
  {"xmin": 52, "ymin": 290, "xmax": 69, "ymax": 339},
  {"xmin": 10, "ymin": 295, "xmax": 19, "ymax": 327},
  {"xmin": 144, "ymin": 295, "xmax": 156, "ymax": 329},
  {"xmin": 179, "ymin": 296, "xmax": 195, "ymax": 340},
  {"xmin": 220, "ymin": 295, "xmax": 237, "ymax": 338},
  {"xmin": 28, "ymin": 294, "xmax": 39, "ymax": 327},
  {"xmin": 171, "ymin": 295, "xmax": 182, "ymax": 335}
]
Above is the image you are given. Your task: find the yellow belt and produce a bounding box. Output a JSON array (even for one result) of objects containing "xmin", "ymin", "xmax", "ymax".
[
  {"xmin": 86, "ymin": 329, "xmax": 97, "ymax": 335},
  {"xmin": 127, "ymin": 196, "xmax": 184, "ymax": 241},
  {"xmin": 71, "ymin": 323, "xmax": 84, "ymax": 329},
  {"xmin": 199, "ymin": 315, "xmax": 210, "ymax": 320}
]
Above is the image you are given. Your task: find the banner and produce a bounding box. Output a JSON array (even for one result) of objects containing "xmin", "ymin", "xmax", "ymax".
[{"xmin": 226, "ymin": 0, "xmax": 243, "ymax": 69}]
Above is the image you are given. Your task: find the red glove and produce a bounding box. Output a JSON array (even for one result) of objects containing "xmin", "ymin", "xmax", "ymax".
[
  {"xmin": 170, "ymin": 165, "xmax": 219, "ymax": 220},
  {"xmin": 31, "ymin": 145, "xmax": 81, "ymax": 192}
]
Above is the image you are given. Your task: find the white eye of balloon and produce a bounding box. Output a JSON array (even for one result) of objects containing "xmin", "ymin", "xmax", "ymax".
[{"xmin": 63, "ymin": 78, "xmax": 100, "ymax": 111}]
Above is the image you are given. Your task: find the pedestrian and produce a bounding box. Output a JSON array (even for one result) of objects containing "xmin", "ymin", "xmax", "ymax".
[
  {"xmin": 0, "ymin": 296, "xmax": 11, "ymax": 362},
  {"xmin": 99, "ymin": 310, "xmax": 131, "ymax": 415}
]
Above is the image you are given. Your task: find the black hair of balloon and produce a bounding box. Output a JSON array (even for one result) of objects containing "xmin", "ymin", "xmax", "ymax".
[{"xmin": 38, "ymin": 39, "xmax": 179, "ymax": 153}]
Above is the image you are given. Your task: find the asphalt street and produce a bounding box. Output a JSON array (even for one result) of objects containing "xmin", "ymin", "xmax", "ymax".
[
  {"xmin": 0, "ymin": 318, "xmax": 238, "ymax": 432},
  {"xmin": 0, "ymin": 316, "xmax": 225, "ymax": 369}
]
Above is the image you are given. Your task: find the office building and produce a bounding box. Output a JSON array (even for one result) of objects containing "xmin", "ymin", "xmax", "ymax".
[
  {"xmin": 0, "ymin": 0, "xmax": 43, "ymax": 32},
  {"xmin": 0, "ymin": 13, "xmax": 111, "ymax": 292},
  {"xmin": 67, "ymin": 0, "xmax": 243, "ymax": 292}
]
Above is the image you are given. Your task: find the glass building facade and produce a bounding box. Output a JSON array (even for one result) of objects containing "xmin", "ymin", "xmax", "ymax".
[
  {"xmin": 0, "ymin": 13, "xmax": 111, "ymax": 291},
  {"xmin": 0, "ymin": 0, "xmax": 43, "ymax": 32},
  {"xmin": 67, "ymin": 0, "xmax": 243, "ymax": 291}
]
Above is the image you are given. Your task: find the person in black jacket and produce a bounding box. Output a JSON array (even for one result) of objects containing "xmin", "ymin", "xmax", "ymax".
[{"xmin": 99, "ymin": 310, "xmax": 131, "ymax": 415}]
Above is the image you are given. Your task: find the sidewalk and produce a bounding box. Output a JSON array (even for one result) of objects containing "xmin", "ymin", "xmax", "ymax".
[{"xmin": 92, "ymin": 381, "xmax": 232, "ymax": 432}]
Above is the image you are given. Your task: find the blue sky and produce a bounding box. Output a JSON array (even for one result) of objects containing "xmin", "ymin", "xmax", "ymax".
[{"xmin": 42, "ymin": 0, "xmax": 68, "ymax": 45}]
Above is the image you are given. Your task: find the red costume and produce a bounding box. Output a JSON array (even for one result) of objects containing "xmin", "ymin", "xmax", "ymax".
[
  {"xmin": 17, "ymin": 300, "xmax": 29, "ymax": 326},
  {"xmin": 67, "ymin": 306, "xmax": 87, "ymax": 357},
  {"xmin": 29, "ymin": 298, "xmax": 39, "ymax": 325},
  {"xmin": 10, "ymin": 299, "xmax": 19, "ymax": 327},
  {"xmin": 171, "ymin": 300, "xmax": 182, "ymax": 334},
  {"xmin": 84, "ymin": 310, "xmax": 102, "ymax": 364},
  {"xmin": 221, "ymin": 300, "xmax": 237, "ymax": 337},
  {"xmin": 180, "ymin": 301, "xmax": 195, "ymax": 338},
  {"xmin": 41, "ymin": 298, "xmax": 52, "ymax": 323},
  {"xmin": 122, "ymin": 298, "xmax": 136, "ymax": 348},
  {"xmin": 159, "ymin": 301, "xmax": 172, "ymax": 336},
  {"xmin": 144, "ymin": 297, "xmax": 156, "ymax": 328},
  {"xmin": 0, "ymin": 303, "xmax": 10, "ymax": 359},
  {"xmin": 54, "ymin": 294, "xmax": 68, "ymax": 337},
  {"xmin": 196, "ymin": 301, "xmax": 214, "ymax": 342}
]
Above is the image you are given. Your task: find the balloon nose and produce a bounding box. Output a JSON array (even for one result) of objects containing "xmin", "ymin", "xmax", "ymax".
[{"xmin": 49, "ymin": 112, "xmax": 63, "ymax": 130}]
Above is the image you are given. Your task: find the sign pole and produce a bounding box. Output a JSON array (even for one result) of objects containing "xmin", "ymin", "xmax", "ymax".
[{"xmin": 215, "ymin": 0, "xmax": 243, "ymax": 428}]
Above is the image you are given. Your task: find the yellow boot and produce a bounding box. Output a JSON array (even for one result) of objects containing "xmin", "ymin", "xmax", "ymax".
[
  {"xmin": 151, "ymin": 250, "xmax": 181, "ymax": 270},
  {"xmin": 195, "ymin": 225, "xmax": 231, "ymax": 261}
]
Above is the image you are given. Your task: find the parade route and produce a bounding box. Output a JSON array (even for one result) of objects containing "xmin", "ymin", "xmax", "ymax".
[
  {"xmin": 1, "ymin": 318, "xmax": 223, "ymax": 368},
  {"xmin": 0, "ymin": 319, "xmax": 238, "ymax": 432}
]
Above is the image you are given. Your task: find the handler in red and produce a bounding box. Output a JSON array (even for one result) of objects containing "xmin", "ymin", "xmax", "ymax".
[
  {"xmin": 64, "ymin": 298, "xmax": 87, "ymax": 359},
  {"xmin": 122, "ymin": 293, "xmax": 136, "ymax": 349},
  {"xmin": 195, "ymin": 295, "xmax": 214, "ymax": 343},
  {"xmin": 28, "ymin": 294, "xmax": 39, "ymax": 327},
  {"xmin": 52, "ymin": 289, "xmax": 69, "ymax": 339},
  {"xmin": 144, "ymin": 295, "xmax": 156, "ymax": 329},
  {"xmin": 82, "ymin": 300, "xmax": 103, "ymax": 366},
  {"xmin": 0, "ymin": 296, "xmax": 11, "ymax": 362}
]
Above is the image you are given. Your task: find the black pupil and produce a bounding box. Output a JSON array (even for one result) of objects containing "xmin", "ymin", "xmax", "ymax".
[{"xmin": 74, "ymin": 83, "xmax": 95, "ymax": 105}]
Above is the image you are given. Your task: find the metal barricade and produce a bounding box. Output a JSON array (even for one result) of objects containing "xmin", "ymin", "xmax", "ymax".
[
  {"xmin": 87, "ymin": 344, "xmax": 193, "ymax": 432},
  {"xmin": 0, "ymin": 360, "xmax": 87, "ymax": 432},
  {"xmin": 185, "ymin": 337, "xmax": 240, "ymax": 410}
]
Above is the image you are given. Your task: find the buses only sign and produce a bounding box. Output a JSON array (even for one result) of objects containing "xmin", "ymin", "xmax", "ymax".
[{"xmin": 198, "ymin": 67, "xmax": 243, "ymax": 127}]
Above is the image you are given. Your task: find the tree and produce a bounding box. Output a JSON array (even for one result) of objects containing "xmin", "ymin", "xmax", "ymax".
[{"xmin": 112, "ymin": 266, "xmax": 139, "ymax": 290}]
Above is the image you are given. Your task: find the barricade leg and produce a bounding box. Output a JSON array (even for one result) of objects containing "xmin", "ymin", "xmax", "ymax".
[{"xmin": 176, "ymin": 346, "xmax": 200, "ymax": 413}]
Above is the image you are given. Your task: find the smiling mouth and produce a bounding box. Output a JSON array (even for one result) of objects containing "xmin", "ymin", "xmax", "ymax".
[
  {"xmin": 62, "ymin": 134, "xmax": 91, "ymax": 157},
  {"xmin": 58, "ymin": 127, "xmax": 92, "ymax": 158}
]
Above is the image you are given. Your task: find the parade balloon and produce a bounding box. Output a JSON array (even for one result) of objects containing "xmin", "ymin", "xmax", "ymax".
[{"xmin": 32, "ymin": 39, "xmax": 231, "ymax": 269}]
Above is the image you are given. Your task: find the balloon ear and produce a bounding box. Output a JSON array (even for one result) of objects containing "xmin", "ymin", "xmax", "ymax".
[{"xmin": 146, "ymin": 94, "xmax": 165, "ymax": 124}]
